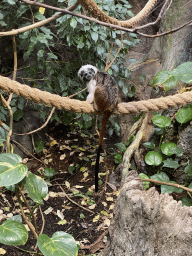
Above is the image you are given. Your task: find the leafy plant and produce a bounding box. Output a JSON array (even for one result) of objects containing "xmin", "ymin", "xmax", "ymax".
[
  {"xmin": 0, "ymin": 0, "xmax": 136, "ymax": 136},
  {"xmin": 153, "ymin": 61, "xmax": 192, "ymax": 91},
  {"xmin": 0, "ymin": 153, "xmax": 79, "ymax": 255}
]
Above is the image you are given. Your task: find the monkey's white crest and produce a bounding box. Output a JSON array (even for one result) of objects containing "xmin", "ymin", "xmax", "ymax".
[
  {"xmin": 78, "ymin": 64, "xmax": 98, "ymax": 104},
  {"xmin": 78, "ymin": 64, "xmax": 98, "ymax": 79}
]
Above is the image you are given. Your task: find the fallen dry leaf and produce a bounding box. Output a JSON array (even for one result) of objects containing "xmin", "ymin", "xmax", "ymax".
[
  {"xmin": 0, "ymin": 248, "xmax": 6, "ymax": 255},
  {"xmin": 93, "ymin": 214, "xmax": 100, "ymax": 222}
]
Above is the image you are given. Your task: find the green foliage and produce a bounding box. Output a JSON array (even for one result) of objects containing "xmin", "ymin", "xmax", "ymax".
[
  {"xmin": 0, "ymin": 152, "xmax": 79, "ymax": 255},
  {"xmin": 22, "ymin": 172, "xmax": 48, "ymax": 204},
  {"xmin": 0, "ymin": 153, "xmax": 27, "ymax": 186},
  {"xmin": 175, "ymin": 104, "xmax": 192, "ymax": 124},
  {"xmin": 153, "ymin": 61, "xmax": 192, "ymax": 91},
  {"xmin": 142, "ymin": 172, "xmax": 183, "ymax": 194},
  {"xmin": 0, "ymin": 0, "xmax": 136, "ymax": 136},
  {"xmin": 44, "ymin": 167, "xmax": 56, "ymax": 178},
  {"xmin": 37, "ymin": 232, "xmax": 79, "ymax": 256},
  {"xmin": 145, "ymin": 151, "xmax": 163, "ymax": 166},
  {"xmin": 152, "ymin": 115, "xmax": 171, "ymax": 128},
  {"xmin": 0, "ymin": 220, "xmax": 28, "ymax": 246}
]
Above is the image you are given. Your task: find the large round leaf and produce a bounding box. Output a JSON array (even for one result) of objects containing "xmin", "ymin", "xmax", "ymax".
[
  {"xmin": 171, "ymin": 62, "xmax": 192, "ymax": 83},
  {"xmin": 0, "ymin": 153, "xmax": 27, "ymax": 186},
  {"xmin": 161, "ymin": 142, "xmax": 177, "ymax": 156},
  {"xmin": 145, "ymin": 151, "xmax": 162, "ymax": 166},
  {"xmin": 0, "ymin": 220, "xmax": 28, "ymax": 246},
  {"xmin": 176, "ymin": 105, "xmax": 192, "ymax": 124},
  {"xmin": 37, "ymin": 232, "xmax": 78, "ymax": 256},
  {"xmin": 22, "ymin": 172, "xmax": 48, "ymax": 204},
  {"xmin": 152, "ymin": 115, "xmax": 171, "ymax": 128}
]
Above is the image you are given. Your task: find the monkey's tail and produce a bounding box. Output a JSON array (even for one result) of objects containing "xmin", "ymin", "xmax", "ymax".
[{"xmin": 95, "ymin": 113, "xmax": 110, "ymax": 192}]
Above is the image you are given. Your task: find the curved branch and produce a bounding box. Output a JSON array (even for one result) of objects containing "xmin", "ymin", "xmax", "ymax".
[{"xmin": 0, "ymin": 0, "xmax": 81, "ymax": 36}]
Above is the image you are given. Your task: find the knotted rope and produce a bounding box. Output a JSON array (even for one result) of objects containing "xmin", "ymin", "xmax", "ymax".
[
  {"xmin": 0, "ymin": 75, "xmax": 192, "ymax": 115},
  {"xmin": 79, "ymin": 0, "xmax": 158, "ymax": 28}
]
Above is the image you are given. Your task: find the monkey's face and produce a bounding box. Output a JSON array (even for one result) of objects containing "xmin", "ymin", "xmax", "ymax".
[{"xmin": 78, "ymin": 65, "xmax": 98, "ymax": 82}]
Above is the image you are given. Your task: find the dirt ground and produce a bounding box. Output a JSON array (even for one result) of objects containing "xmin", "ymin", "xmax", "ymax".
[{"xmin": 0, "ymin": 123, "xmax": 121, "ymax": 256}]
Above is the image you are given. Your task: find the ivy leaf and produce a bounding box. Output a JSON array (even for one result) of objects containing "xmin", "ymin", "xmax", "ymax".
[
  {"xmin": 171, "ymin": 62, "xmax": 192, "ymax": 83},
  {"xmin": 22, "ymin": 172, "xmax": 48, "ymax": 204},
  {"xmin": 91, "ymin": 31, "xmax": 98, "ymax": 42},
  {"xmin": 0, "ymin": 153, "xmax": 27, "ymax": 186},
  {"xmin": 176, "ymin": 105, "xmax": 192, "ymax": 124},
  {"xmin": 180, "ymin": 197, "xmax": 192, "ymax": 207},
  {"xmin": 139, "ymin": 173, "xmax": 150, "ymax": 190},
  {"xmin": 153, "ymin": 70, "xmax": 178, "ymax": 91},
  {"xmin": 37, "ymin": 232, "xmax": 78, "ymax": 256},
  {"xmin": 161, "ymin": 181, "xmax": 183, "ymax": 194},
  {"xmin": 163, "ymin": 159, "xmax": 180, "ymax": 169},
  {"xmin": 184, "ymin": 162, "xmax": 192, "ymax": 176},
  {"xmin": 0, "ymin": 220, "xmax": 28, "ymax": 246},
  {"xmin": 143, "ymin": 142, "xmax": 155, "ymax": 150},
  {"xmin": 150, "ymin": 172, "xmax": 169, "ymax": 182},
  {"xmin": 70, "ymin": 17, "xmax": 77, "ymax": 29},
  {"xmin": 152, "ymin": 115, "xmax": 171, "ymax": 128},
  {"xmin": 145, "ymin": 151, "xmax": 162, "ymax": 166},
  {"xmin": 115, "ymin": 143, "xmax": 126, "ymax": 153},
  {"xmin": 161, "ymin": 142, "xmax": 178, "ymax": 156}
]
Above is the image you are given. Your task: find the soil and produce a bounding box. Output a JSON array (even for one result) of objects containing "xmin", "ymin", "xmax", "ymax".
[{"xmin": 0, "ymin": 123, "xmax": 121, "ymax": 256}]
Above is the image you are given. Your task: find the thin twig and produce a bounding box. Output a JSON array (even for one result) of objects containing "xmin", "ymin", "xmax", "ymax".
[
  {"xmin": 0, "ymin": 94, "xmax": 13, "ymax": 153},
  {"xmin": 16, "ymin": 186, "xmax": 38, "ymax": 239},
  {"xmin": 141, "ymin": 178, "xmax": 192, "ymax": 193},
  {"xmin": 19, "ymin": 187, "xmax": 39, "ymax": 235},
  {"xmin": 105, "ymin": 29, "xmax": 123, "ymax": 72},
  {"xmin": 57, "ymin": 183, "xmax": 94, "ymax": 214}
]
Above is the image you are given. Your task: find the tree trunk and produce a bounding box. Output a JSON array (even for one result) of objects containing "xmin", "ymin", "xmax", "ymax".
[{"xmin": 101, "ymin": 0, "xmax": 192, "ymax": 255}]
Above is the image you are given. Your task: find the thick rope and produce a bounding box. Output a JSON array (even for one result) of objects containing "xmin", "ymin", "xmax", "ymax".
[
  {"xmin": 79, "ymin": 0, "xmax": 158, "ymax": 28},
  {"xmin": 0, "ymin": 75, "xmax": 192, "ymax": 115}
]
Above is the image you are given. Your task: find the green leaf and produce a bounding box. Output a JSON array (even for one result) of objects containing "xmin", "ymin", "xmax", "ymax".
[
  {"xmin": 22, "ymin": 172, "xmax": 48, "ymax": 204},
  {"xmin": 34, "ymin": 12, "xmax": 45, "ymax": 21},
  {"xmin": 163, "ymin": 159, "xmax": 180, "ymax": 169},
  {"xmin": 176, "ymin": 105, "xmax": 192, "ymax": 124},
  {"xmin": 8, "ymin": 214, "xmax": 22, "ymax": 223},
  {"xmin": 154, "ymin": 127, "xmax": 164, "ymax": 135},
  {"xmin": 13, "ymin": 110, "xmax": 23, "ymax": 121},
  {"xmin": 171, "ymin": 62, "xmax": 192, "ymax": 83},
  {"xmin": 143, "ymin": 142, "xmax": 155, "ymax": 150},
  {"xmin": 145, "ymin": 151, "xmax": 162, "ymax": 166},
  {"xmin": 152, "ymin": 115, "xmax": 171, "ymax": 128},
  {"xmin": 0, "ymin": 153, "xmax": 27, "ymax": 186},
  {"xmin": 35, "ymin": 139, "xmax": 44, "ymax": 154},
  {"xmin": 44, "ymin": 167, "xmax": 56, "ymax": 178},
  {"xmin": 37, "ymin": 232, "xmax": 79, "ymax": 256},
  {"xmin": 161, "ymin": 142, "xmax": 177, "ymax": 156},
  {"xmin": 184, "ymin": 162, "xmax": 192, "ymax": 176},
  {"xmin": 153, "ymin": 70, "xmax": 178, "ymax": 91},
  {"xmin": 161, "ymin": 181, "xmax": 183, "ymax": 194},
  {"xmin": 0, "ymin": 123, "xmax": 9, "ymax": 140},
  {"xmin": 170, "ymin": 146, "xmax": 183, "ymax": 157},
  {"xmin": 0, "ymin": 220, "xmax": 28, "ymax": 246},
  {"xmin": 115, "ymin": 143, "xmax": 126, "ymax": 153},
  {"xmin": 180, "ymin": 197, "xmax": 192, "ymax": 207},
  {"xmin": 150, "ymin": 172, "xmax": 170, "ymax": 182},
  {"xmin": 70, "ymin": 17, "xmax": 77, "ymax": 29},
  {"xmin": 91, "ymin": 31, "xmax": 98, "ymax": 42},
  {"xmin": 139, "ymin": 173, "xmax": 150, "ymax": 190},
  {"xmin": 7, "ymin": 0, "xmax": 16, "ymax": 5}
]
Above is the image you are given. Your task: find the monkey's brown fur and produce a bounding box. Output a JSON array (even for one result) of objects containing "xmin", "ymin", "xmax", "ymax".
[
  {"xmin": 78, "ymin": 65, "xmax": 119, "ymax": 191},
  {"xmin": 94, "ymin": 71, "xmax": 119, "ymax": 191}
]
